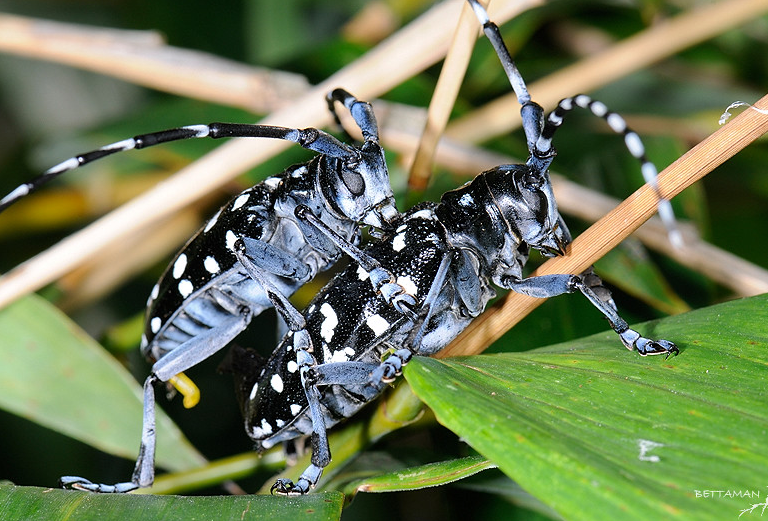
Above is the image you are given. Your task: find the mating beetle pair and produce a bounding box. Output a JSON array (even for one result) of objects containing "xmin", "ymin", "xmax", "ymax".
[{"xmin": 0, "ymin": 0, "xmax": 678, "ymax": 495}]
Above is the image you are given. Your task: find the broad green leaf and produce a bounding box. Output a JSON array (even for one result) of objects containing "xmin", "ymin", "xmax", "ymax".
[
  {"xmin": 0, "ymin": 483, "xmax": 343, "ymax": 521},
  {"xmin": 0, "ymin": 294, "xmax": 205, "ymax": 472},
  {"xmin": 405, "ymin": 294, "xmax": 768, "ymax": 521},
  {"xmin": 344, "ymin": 455, "xmax": 496, "ymax": 494}
]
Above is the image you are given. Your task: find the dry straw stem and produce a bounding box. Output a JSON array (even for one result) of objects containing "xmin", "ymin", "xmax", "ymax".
[
  {"xmin": 445, "ymin": 0, "xmax": 768, "ymax": 143},
  {"xmin": 548, "ymin": 175, "xmax": 768, "ymax": 299},
  {"xmin": 436, "ymin": 93, "xmax": 768, "ymax": 359},
  {"xmin": 0, "ymin": 14, "xmax": 309, "ymax": 113},
  {"xmin": 407, "ymin": 0, "xmax": 488, "ymax": 191},
  {"xmin": 0, "ymin": 0, "xmax": 536, "ymax": 309}
]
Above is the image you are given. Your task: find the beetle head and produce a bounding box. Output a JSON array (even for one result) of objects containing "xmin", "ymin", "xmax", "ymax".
[
  {"xmin": 484, "ymin": 165, "xmax": 571, "ymax": 257},
  {"xmin": 437, "ymin": 164, "xmax": 570, "ymax": 286},
  {"xmin": 320, "ymin": 140, "xmax": 398, "ymax": 229}
]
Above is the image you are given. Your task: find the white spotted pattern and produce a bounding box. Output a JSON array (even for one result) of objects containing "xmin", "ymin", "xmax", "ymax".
[
  {"xmin": 270, "ymin": 374, "xmax": 284, "ymax": 393},
  {"xmin": 203, "ymin": 256, "xmax": 220, "ymax": 274},
  {"xmin": 225, "ymin": 230, "xmax": 238, "ymax": 251},
  {"xmin": 366, "ymin": 314, "xmax": 390, "ymax": 336},
  {"xmin": 232, "ymin": 193, "xmax": 250, "ymax": 210},
  {"xmin": 290, "ymin": 403, "xmax": 303, "ymax": 416},
  {"xmin": 396, "ymin": 275, "xmax": 418, "ymax": 297},
  {"xmin": 172, "ymin": 254, "xmax": 187, "ymax": 279},
  {"xmin": 330, "ymin": 349, "xmax": 350, "ymax": 363},
  {"xmin": 204, "ymin": 209, "xmax": 221, "ymax": 233},
  {"xmin": 392, "ymin": 232, "xmax": 406, "ymax": 252},
  {"xmin": 287, "ymin": 360, "xmax": 298, "ymax": 373},
  {"xmin": 459, "ymin": 193, "xmax": 474, "ymax": 207},
  {"xmin": 178, "ymin": 279, "xmax": 194, "ymax": 298},
  {"xmin": 150, "ymin": 317, "xmax": 162, "ymax": 333},
  {"xmin": 320, "ymin": 303, "xmax": 338, "ymax": 343}
]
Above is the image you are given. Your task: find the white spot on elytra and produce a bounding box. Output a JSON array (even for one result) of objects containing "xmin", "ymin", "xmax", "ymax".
[
  {"xmin": 290, "ymin": 403, "xmax": 303, "ymax": 416},
  {"xmin": 204, "ymin": 209, "xmax": 221, "ymax": 233},
  {"xmin": 270, "ymin": 374, "xmax": 284, "ymax": 393},
  {"xmin": 203, "ymin": 256, "xmax": 220, "ymax": 274},
  {"xmin": 150, "ymin": 284, "xmax": 159, "ymax": 300},
  {"xmin": 366, "ymin": 314, "xmax": 389, "ymax": 336},
  {"xmin": 287, "ymin": 360, "xmax": 298, "ymax": 373},
  {"xmin": 275, "ymin": 419, "xmax": 285, "ymax": 428},
  {"xmin": 150, "ymin": 317, "xmax": 162, "ymax": 333},
  {"xmin": 392, "ymin": 232, "xmax": 406, "ymax": 252},
  {"xmin": 178, "ymin": 279, "xmax": 194, "ymax": 298},
  {"xmin": 260, "ymin": 419, "xmax": 273, "ymax": 435},
  {"xmin": 232, "ymin": 193, "xmax": 250, "ymax": 210},
  {"xmin": 357, "ymin": 265, "xmax": 370, "ymax": 281},
  {"xmin": 225, "ymin": 230, "xmax": 238, "ymax": 251},
  {"xmin": 320, "ymin": 303, "xmax": 338, "ymax": 343},
  {"xmin": 249, "ymin": 383, "xmax": 259, "ymax": 401},
  {"xmin": 396, "ymin": 275, "xmax": 418, "ymax": 297},
  {"xmin": 330, "ymin": 350, "xmax": 350, "ymax": 363},
  {"xmin": 172, "ymin": 254, "xmax": 187, "ymax": 279}
]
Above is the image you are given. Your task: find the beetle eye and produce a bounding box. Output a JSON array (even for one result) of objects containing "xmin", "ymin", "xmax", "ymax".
[{"xmin": 341, "ymin": 169, "xmax": 365, "ymax": 196}]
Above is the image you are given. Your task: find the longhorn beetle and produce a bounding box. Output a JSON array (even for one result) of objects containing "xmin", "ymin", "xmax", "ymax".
[
  {"xmin": 213, "ymin": 0, "xmax": 678, "ymax": 495},
  {"xmin": 0, "ymin": 89, "xmax": 419, "ymax": 492},
  {"xmin": 2, "ymin": 0, "xmax": 679, "ymax": 496},
  {"xmin": 208, "ymin": 0, "xmax": 681, "ymax": 495}
]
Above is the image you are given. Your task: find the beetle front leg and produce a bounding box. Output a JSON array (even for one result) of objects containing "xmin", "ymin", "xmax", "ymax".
[
  {"xmin": 570, "ymin": 273, "xmax": 679, "ymax": 357},
  {"xmin": 295, "ymin": 205, "xmax": 417, "ymax": 318},
  {"xmin": 503, "ymin": 269, "xmax": 678, "ymax": 357}
]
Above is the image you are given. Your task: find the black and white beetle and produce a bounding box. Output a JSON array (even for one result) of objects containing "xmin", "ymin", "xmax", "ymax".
[
  {"xmin": 1, "ymin": 0, "xmax": 680, "ymax": 496},
  {"xmin": 1, "ymin": 89, "xmax": 418, "ymax": 493},
  {"xmin": 223, "ymin": 0, "xmax": 679, "ymax": 495}
]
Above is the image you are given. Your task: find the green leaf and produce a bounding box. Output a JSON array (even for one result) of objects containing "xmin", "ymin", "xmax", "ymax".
[
  {"xmin": 405, "ymin": 294, "xmax": 768, "ymax": 521},
  {"xmin": 0, "ymin": 295, "xmax": 204, "ymax": 472},
  {"xmin": 0, "ymin": 483, "xmax": 344, "ymax": 521},
  {"xmin": 344, "ymin": 455, "xmax": 496, "ymax": 494}
]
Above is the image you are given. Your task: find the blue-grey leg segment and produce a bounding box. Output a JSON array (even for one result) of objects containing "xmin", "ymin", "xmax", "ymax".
[
  {"xmin": 504, "ymin": 270, "xmax": 678, "ymax": 357},
  {"xmin": 153, "ymin": 310, "xmax": 253, "ymax": 381},
  {"xmin": 295, "ymin": 205, "xmax": 417, "ymax": 317},
  {"xmin": 237, "ymin": 236, "xmax": 311, "ymax": 280},
  {"xmin": 234, "ymin": 239, "xmax": 306, "ymax": 332},
  {"xmin": 326, "ymin": 88, "xmax": 381, "ymax": 144},
  {"xmin": 271, "ymin": 337, "xmax": 331, "ymax": 495},
  {"xmin": 60, "ymin": 376, "xmax": 158, "ymax": 493},
  {"xmin": 61, "ymin": 310, "xmax": 254, "ymax": 493}
]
